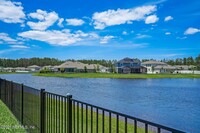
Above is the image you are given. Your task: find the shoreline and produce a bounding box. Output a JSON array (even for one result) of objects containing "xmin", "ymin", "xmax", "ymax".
[{"xmin": 33, "ymin": 73, "xmax": 200, "ymax": 79}]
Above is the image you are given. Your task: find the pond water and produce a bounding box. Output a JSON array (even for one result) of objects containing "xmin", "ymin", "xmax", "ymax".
[{"xmin": 0, "ymin": 74, "xmax": 199, "ymax": 132}]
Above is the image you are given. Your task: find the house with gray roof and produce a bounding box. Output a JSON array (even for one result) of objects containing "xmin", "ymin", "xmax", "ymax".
[
  {"xmin": 115, "ymin": 57, "xmax": 147, "ymax": 74},
  {"xmin": 154, "ymin": 65, "xmax": 176, "ymax": 74},
  {"xmin": 174, "ymin": 65, "xmax": 197, "ymax": 70},
  {"xmin": 27, "ymin": 65, "xmax": 41, "ymax": 72},
  {"xmin": 56, "ymin": 61, "xmax": 109, "ymax": 73}
]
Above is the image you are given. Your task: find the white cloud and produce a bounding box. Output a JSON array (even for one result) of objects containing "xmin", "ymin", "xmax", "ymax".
[
  {"xmin": 57, "ymin": 18, "xmax": 64, "ymax": 27},
  {"xmin": 0, "ymin": 33, "xmax": 23, "ymax": 44},
  {"xmin": 122, "ymin": 31, "xmax": 128, "ymax": 35},
  {"xmin": 18, "ymin": 30, "xmax": 98, "ymax": 46},
  {"xmin": 176, "ymin": 36, "xmax": 187, "ymax": 40},
  {"xmin": 145, "ymin": 15, "xmax": 159, "ymax": 24},
  {"xmin": 99, "ymin": 43, "xmax": 148, "ymax": 49},
  {"xmin": 92, "ymin": 5, "xmax": 157, "ymax": 29},
  {"xmin": 0, "ymin": 0, "xmax": 25, "ymax": 23},
  {"xmin": 135, "ymin": 34, "xmax": 151, "ymax": 39},
  {"xmin": 184, "ymin": 27, "xmax": 200, "ymax": 35},
  {"xmin": 66, "ymin": 18, "xmax": 85, "ymax": 26},
  {"xmin": 164, "ymin": 16, "xmax": 173, "ymax": 21},
  {"xmin": 100, "ymin": 36, "xmax": 114, "ymax": 44},
  {"xmin": 27, "ymin": 9, "xmax": 59, "ymax": 30},
  {"xmin": 10, "ymin": 45, "xmax": 29, "ymax": 49},
  {"xmin": 165, "ymin": 32, "xmax": 171, "ymax": 35}
]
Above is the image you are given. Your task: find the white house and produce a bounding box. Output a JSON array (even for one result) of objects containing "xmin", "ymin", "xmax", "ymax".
[
  {"xmin": 154, "ymin": 65, "xmax": 176, "ymax": 74},
  {"xmin": 27, "ymin": 65, "xmax": 41, "ymax": 72},
  {"xmin": 141, "ymin": 60, "xmax": 168, "ymax": 74}
]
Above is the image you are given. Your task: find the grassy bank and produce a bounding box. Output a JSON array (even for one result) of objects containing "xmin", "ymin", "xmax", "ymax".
[
  {"xmin": 0, "ymin": 72, "xmax": 17, "ymax": 74},
  {"xmin": 0, "ymin": 100, "xmax": 26, "ymax": 133},
  {"xmin": 45, "ymin": 97, "xmax": 153, "ymax": 133},
  {"xmin": 0, "ymin": 72, "xmax": 32, "ymax": 74},
  {"xmin": 34, "ymin": 73, "xmax": 200, "ymax": 79},
  {"xmin": 21, "ymin": 92, "xmax": 152, "ymax": 133}
]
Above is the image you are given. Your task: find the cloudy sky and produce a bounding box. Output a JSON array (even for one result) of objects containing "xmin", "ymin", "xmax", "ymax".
[{"xmin": 0, "ymin": 0, "xmax": 200, "ymax": 60}]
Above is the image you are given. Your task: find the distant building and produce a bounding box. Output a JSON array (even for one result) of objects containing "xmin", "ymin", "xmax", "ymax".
[
  {"xmin": 154, "ymin": 65, "xmax": 176, "ymax": 74},
  {"xmin": 0, "ymin": 66, "xmax": 4, "ymax": 72},
  {"xmin": 97, "ymin": 65, "xmax": 110, "ymax": 73},
  {"xmin": 27, "ymin": 65, "xmax": 41, "ymax": 72},
  {"xmin": 115, "ymin": 57, "xmax": 147, "ymax": 74},
  {"xmin": 14, "ymin": 67, "xmax": 29, "ymax": 73},
  {"xmin": 141, "ymin": 60, "xmax": 168, "ymax": 74},
  {"xmin": 174, "ymin": 65, "xmax": 196, "ymax": 70},
  {"xmin": 3, "ymin": 67, "xmax": 15, "ymax": 72}
]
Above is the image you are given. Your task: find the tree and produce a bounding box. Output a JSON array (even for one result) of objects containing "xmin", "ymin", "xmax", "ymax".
[
  {"xmin": 97, "ymin": 64, "xmax": 100, "ymax": 72},
  {"xmin": 84, "ymin": 66, "xmax": 87, "ymax": 73},
  {"xmin": 195, "ymin": 55, "xmax": 200, "ymax": 70},
  {"xmin": 183, "ymin": 58, "xmax": 187, "ymax": 65}
]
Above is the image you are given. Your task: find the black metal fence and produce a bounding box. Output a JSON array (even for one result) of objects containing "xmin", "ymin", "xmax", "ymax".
[{"xmin": 0, "ymin": 78, "xmax": 185, "ymax": 133}]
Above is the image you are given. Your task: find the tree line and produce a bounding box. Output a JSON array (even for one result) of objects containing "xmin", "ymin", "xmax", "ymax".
[
  {"xmin": 142, "ymin": 55, "xmax": 200, "ymax": 66},
  {"xmin": 0, "ymin": 54, "xmax": 199, "ymax": 69},
  {"xmin": 0, "ymin": 58, "xmax": 64, "ymax": 67}
]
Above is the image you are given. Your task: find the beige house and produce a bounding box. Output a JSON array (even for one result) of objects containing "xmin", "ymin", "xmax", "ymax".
[
  {"xmin": 141, "ymin": 61, "xmax": 168, "ymax": 74},
  {"xmin": 154, "ymin": 65, "xmax": 176, "ymax": 74},
  {"xmin": 56, "ymin": 61, "xmax": 109, "ymax": 73},
  {"xmin": 14, "ymin": 67, "xmax": 29, "ymax": 72},
  {"xmin": 3, "ymin": 67, "xmax": 15, "ymax": 72},
  {"xmin": 174, "ymin": 65, "xmax": 196, "ymax": 70},
  {"xmin": 27, "ymin": 65, "xmax": 41, "ymax": 72}
]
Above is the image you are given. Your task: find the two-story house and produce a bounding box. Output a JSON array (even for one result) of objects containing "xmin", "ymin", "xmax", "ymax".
[
  {"xmin": 141, "ymin": 60, "xmax": 169, "ymax": 74},
  {"xmin": 116, "ymin": 57, "xmax": 147, "ymax": 74}
]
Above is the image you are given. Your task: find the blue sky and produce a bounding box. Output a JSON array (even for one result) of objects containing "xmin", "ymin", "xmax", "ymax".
[{"xmin": 0, "ymin": 0, "xmax": 200, "ymax": 60}]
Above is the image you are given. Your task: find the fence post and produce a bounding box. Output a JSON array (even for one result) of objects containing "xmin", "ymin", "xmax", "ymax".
[
  {"xmin": 5, "ymin": 79, "xmax": 6, "ymax": 104},
  {"xmin": 21, "ymin": 84, "xmax": 24, "ymax": 125},
  {"xmin": 40, "ymin": 89, "xmax": 46, "ymax": 133},
  {"xmin": 10, "ymin": 81, "xmax": 13, "ymax": 112},
  {"xmin": 0, "ymin": 78, "xmax": 1, "ymax": 99},
  {"xmin": 67, "ymin": 94, "xmax": 72, "ymax": 133}
]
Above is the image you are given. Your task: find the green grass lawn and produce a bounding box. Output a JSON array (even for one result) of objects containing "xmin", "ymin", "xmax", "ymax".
[
  {"xmin": 0, "ymin": 100, "xmax": 26, "ymax": 133},
  {"xmin": 44, "ymin": 96, "xmax": 154, "ymax": 133},
  {"xmin": 34, "ymin": 72, "xmax": 200, "ymax": 79},
  {"xmin": 0, "ymin": 72, "xmax": 17, "ymax": 74}
]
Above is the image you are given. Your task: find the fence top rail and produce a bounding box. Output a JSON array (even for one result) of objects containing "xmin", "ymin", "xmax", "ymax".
[
  {"xmin": 45, "ymin": 91, "xmax": 67, "ymax": 99},
  {"xmin": 71, "ymin": 98, "xmax": 185, "ymax": 133}
]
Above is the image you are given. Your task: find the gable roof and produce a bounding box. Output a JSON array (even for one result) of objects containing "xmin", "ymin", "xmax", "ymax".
[
  {"xmin": 57, "ymin": 61, "xmax": 107, "ymax": 70},
  {"xmin": 28, "ymin": 65, "xmax": 41, "ymax": 68},
  {"xmin": 57, "ymin": 61, "xmax": 86, "ymax": 69},
  {"xmin": 154, "ymin": 65, "xmax": 176, "ymax": 69},
  {"xmin": 141, "ymin": 60, "xmax": 167, "ymax": 65},
  {"xmin": 117, "ymin": 57, "xmax": 141, "ymax": 63}
]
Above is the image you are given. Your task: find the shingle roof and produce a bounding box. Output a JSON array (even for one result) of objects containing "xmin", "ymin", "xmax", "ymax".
[
  {"xmin": 57, "ymin": 61, "xmax": 107, "ymax": 70},
  {"xmin": 57, "ymin": 61, "xmax": 86, "ymax": 69},
  {"xmin": 28, "ymin": 65, "xmax": 41, "ymax": 68},
  {"xmin": 117, "ymin": 57, "xmax": 141, "ymax": 63},
  {"xmin": 141, "ymin": 60, "xmax": 167, "ymax": 65},
  {"xmin": 154, "ymin": 65, "xmax": 176, "ymax": 69}
]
